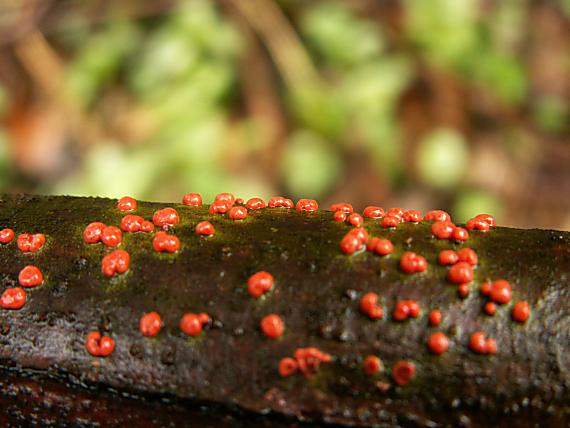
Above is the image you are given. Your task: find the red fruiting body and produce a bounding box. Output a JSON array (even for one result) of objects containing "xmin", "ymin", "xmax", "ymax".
[
  {"xmin": 447, "ymin": 262, "xmax": 474, "ymax": 284},
  {"xmin": 393, "ymin": 301, "xmax": 410, "ymax": 321},
  {"xmin": 399, "ymin": 252, "xmax": 427, "ymax": 273},
  {"xmin": 480, "ymin": 282, "xmax": 491, "ymax": 296},
  {"xmin": 469, "ymin": 332, "xmax": 487, "ymax": 354},
  {"xmin": 294, "ymin": 347, "xmax": 332, "ymax": 377},
  {"xmin": 153, "ymin": 208, "xmax": 180, "ymax": 229},
  {"xmin": 392, "ymin": 361, "xmax": 416, "ymax": 386},
  {"xmin": 330, "ymin": 203, "xmax": 353, "ymax": 214},
  {"xmin": 141, "ymin": 221, "xmax": 154, "ymax": 233},
  {"xmin": 382, "ymin": 216, "xmax": 399, "ymax": 228},
  {"xmin": 245, "ymin": 197, "xmax": 266, "ymax": 210},
  {"xmin": 484, "ymin": 302, "xmax": 497, "ymax": 316},
  {"xmin": 429, "ymin": 309, "xmax": 442, "ymax": 326},
  {"xmin": 424, "ymin": 210, "xmax": 451, "ymax": 222},
  {"xmin": 0, "ymin": 228, "xmax": 14, "ymax": 244},
  {"xmin": 229, "ymin": 206, "xmax": 248, "ymax": 220},
  {"xmin": 457, "ymin": 284, "xmax": 470, "ymax": 298},
  {"xmin": 363, "ymin": 355, "xmax": 383, "ymax": 376},
  {"xmin": 120, "ymin": 215, "xmax": 144, "ymax": 233},
  {"xmin": 296, "ymin": 199, "xmax": 319, "ymax": 212},
  {"xmin": 333, "ymin": 210, "xmax": 347, "ymax": 222},
  {"xmin": 407, "ymin": 301, "xmax": 420, "ymax": 317},
  {"xmin": 153, "ymin": 232, "xmax": 180, "ymax": 253},
  {"xmin": 209, "ymin": 201, "xmax": 231, "ymax": 214},
  {"xmin": 362, "ymin": 206, "xmax": 385, "ymax": 219},
  {"xmin": 17, "ymin": 233, "xmax": 46, "ymax": 252},
  {"xmin": 373, "ymin": 238, "xmax": 393, "ymax": 256},
  {"xmin": 336, "ymin": 204, "xmax": 356, "ymax": 214},
  {"xmin": 18, "ymin": 265, "xmax": 43, "ymax": 288},
  {"xmin": 466, "ymin": 218, "xmax": 490, "ymax": 232},
  {"xmin": 427, "ymin": 332, "xmax": 450, "ymax": 355},
  {"xmin": 86, "ymin": 332, "xmax": 115, "ymax": 357},
  {"xmin": 101, "ymin": 250, "xmax": 130, "ymax": 277},
  {"xmin": 452, "ymin": 227, "xmax": 469, "ymax": 242},
  {"xmin": 83, "ymin": 222, "xmax": 106, "ymax": 244},
  {"xmin": 195, "ymin": 221, "xmax": 215, "ymax": 236},
  {"xmin": 432, "ymin": 221, "xmax": 455, "ymax": 240},
  {"xmin": 117, "ymin": 196, "xmax": 137, "ymax": 212},
  {"xmin": 469, "ymin": 331, "xmax": 496, "ymax": 355},
  {"xmin": 100, "ymin": 226, "xmax": 122, "ymax": 247},
  {"xmin": 1, "ymin": 287, "xmax": 26, "ymax": 309},
  {"xmin": 182, "ymin": 193, "xmax": 202, "ymax": 206},
  {"xmin": 214, "ymin": 193, "xmax": 235, "ymax": 206},
  {"xmin": 438, "ymin": 250, "xmax": 459, "ymax": 266},
  {"xmin": 512, "ymin": 301, "xmax": 530, "ymax": 323},
  {"xmin": 340, "ymin": 232, "xmax": 362, "ymax": 255},
  {"xmin": 393, "ymin": 300, "xmax": 420, "ymax": 321},
  {"xmin": 387, "ymin": 207, "xmax": 405, "ymax": 218},
  {"xmin": 489, "ymin": 279, "xmax": 511, "ymax": 304},
  {"xmin": 366, "ymin": 237, "xmax": 379, "ymax": 252},
  {"xmin": 247, "ymin": 271, "xmax": 274, "ymax": 298},
  {"xmin": 140, "ymin": 312, "xmax": 162, "ymax": 337},
  {"xmin": 260, "ymin": 314, "xmax": 284, "ymax": 339},
  {"xmin": 347, "ymin": 213, "xmax": 364, "ymax": 227},
  {"xmin": 351, "ymin": 227, "xmax": 368, "ymax": 244},
  {"xmin": 486, "ymin": 338, "xmax": 497, "ymax": 354},
  {"xmin": 475, "ymin": 213, "xmax": 496, "ymax": 227},
  {"xmin": 457, "ymin": 248, "xmax": 478, "ymax": 265},
  {"xmin": 198, "ymin": 313, "xmax": 211, "ymax": 325},
  {"xmin": 180, "ymin": 314, "xmax": 203, "ymax": 337},
  {"xmin": 268, "ymin": 196, "xmax": 294, "ymax": 208},
  {"xmin": 403, "ymin": 210, "xmax": 423, "ymax": 222},
  {"xmin": 278, "ymin": 357, "xmax": 298, "ymax": 377},
  {"xmin": 359, "ymin": 292, "xmax": 383, "ymax": 320}
]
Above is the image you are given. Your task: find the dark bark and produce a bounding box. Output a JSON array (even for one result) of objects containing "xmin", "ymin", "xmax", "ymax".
[{"xmin": 0, "ymin": 194, "xmax": 569, "ymax": 427}]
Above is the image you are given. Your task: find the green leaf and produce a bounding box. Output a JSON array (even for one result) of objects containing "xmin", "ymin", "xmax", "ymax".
[
  {"xmin": 281, "ymin": 131, "xmax": 342, "ymax": 198},
  {"xmin": 302, "ymin": 3, "xmax": 384, "ymax": 67},
  {"xmin": 289, "ymin": 82, "xmax": 348, "ymax": 140},
  {"xmin": 406, "ymin": 0, "xmax": 478, "ymax": 68},
  {"xmin": 532, "ymin": 96, "xmax": 569, "ymax": 134},
  {"xmin": 416, "ymin": 128, "xmax": 469, "ymax": 188},
  {"xmin": 470, "ymin": 52, "xmax": 527, "ymax": 105},
  {"xmin": 64, "ymin": 22, "xmax": 141, "ymax": 108}
]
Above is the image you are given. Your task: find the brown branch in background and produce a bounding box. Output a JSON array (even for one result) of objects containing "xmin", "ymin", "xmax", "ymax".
[
  {"xmin": 0, "ymin": 0, "xmax": 178, "ymax": 47},
  {"xmin": 223, "ymin": 2, "xmax": 288, "ymax": 186},
  {"xmin": 232, "ymin": 0, "xmax": 319, "ymax": 90}
]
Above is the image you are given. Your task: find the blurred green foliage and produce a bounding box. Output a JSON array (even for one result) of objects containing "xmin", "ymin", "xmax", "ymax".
[
  {"xmin": 0, "ymin": 0, "xmax": 568, "ymax": 226},
  {"xmin": 416, "ymin": 129, "xmax": 469, "ymax": 189}
]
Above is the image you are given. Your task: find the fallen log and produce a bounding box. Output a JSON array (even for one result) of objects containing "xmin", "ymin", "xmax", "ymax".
[{"xmin": 0, "ymin": 194, "xmax": 568, "ymax": 427}]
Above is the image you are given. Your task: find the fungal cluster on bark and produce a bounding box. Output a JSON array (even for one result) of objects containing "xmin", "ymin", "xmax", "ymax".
[
  {"xmin": 2, "ymin": 195, "xmax": 525, "ymax": 370},
  {"xmin": 0, "ymin": 193, "xmax": 570, "ymax": 426}
]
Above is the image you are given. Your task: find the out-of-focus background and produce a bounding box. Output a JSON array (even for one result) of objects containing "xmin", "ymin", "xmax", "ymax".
[{"xmin": 0, "ymin": 0, "xmax": 569, "ymax": 229}]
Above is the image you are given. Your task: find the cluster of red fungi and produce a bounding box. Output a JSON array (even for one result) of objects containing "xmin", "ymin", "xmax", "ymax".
[
  {"xmin": 0, "ymin": 193, "xmax": 534, "ymax": 390},
  {"xmin": 0, "ymin": 230, "xmax": 45, "ymax": 311}
]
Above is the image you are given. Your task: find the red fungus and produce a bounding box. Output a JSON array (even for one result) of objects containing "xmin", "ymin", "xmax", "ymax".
[
  {"xmin": 182, "ymin": 193, "xmax": 202, "ymax": 206},
  {"xmin": 86, "ymin": 332, "xmax": 115, "ymax": 357},
  {"xmin": 260, "ymin": 314, "xmax": 284, "ymax": 339},
  {"xmin": 18, "ymin": 265, "xmax": 43, "ymax": 288},
  {"xmin": 1, "ymin": 287, "xmax": 26, "ymax": 310},
  {"xmin": 140, "ymin": 312, "xmax": 162, "ymax": 337},
  {"xmin": 247, "ymin": 271, "xmax": 274, "ymax": 298},
  {"xmin": 117, "ymin": 196, "xmax": 137, "ymax": 212},
  {"xmin": 17, "ymin": 233, "xmax": 46, "ymax": 253}
]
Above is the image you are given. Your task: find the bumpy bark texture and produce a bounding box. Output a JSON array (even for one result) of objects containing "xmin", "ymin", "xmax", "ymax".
[{"xmin": 0, "ymin": 194, "xmax": 569, "ymax": 427}]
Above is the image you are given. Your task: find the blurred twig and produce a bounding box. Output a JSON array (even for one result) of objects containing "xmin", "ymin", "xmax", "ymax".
[{"xmin": 232, "ymin": 0, "xmax": 319, "ymax": 90}]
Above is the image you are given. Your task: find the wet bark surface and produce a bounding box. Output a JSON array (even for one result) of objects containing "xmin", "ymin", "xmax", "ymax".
[{"xmin": 0, "ymin": 194, "xmax": 568, "ymax": 427}]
